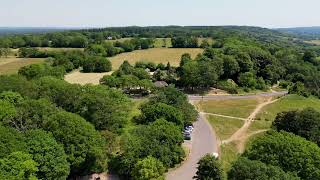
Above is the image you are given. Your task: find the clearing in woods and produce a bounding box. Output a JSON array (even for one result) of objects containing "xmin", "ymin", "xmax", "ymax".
[
  {"xmin": 0, "ymin": 57, "xmax": 46, "ymax": 75},
  {"xmin": 64, "ymin": 70, "xmax": 113, "ymax": 85}
]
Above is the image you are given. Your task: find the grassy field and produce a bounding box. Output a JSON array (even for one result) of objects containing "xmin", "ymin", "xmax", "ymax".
[
  {"xmin": 0, "ymin": 57, "xmax": 46, "ymax": 75},
  {"xmin": 197, "ymin": 98, "xmax": 259, "ymax": 118},
  {"xmin": 109, "ymin": 48, "xmax": 203, "ymax": 70},
  {"xmin": 207, "ymin": 116, "xmax": 244, "ymax": 140},
  {"xmin": 256, "ymin": 95, "xmax": 320, "ymax": 121},
  {"xmin": 220, "ymin": 142, "xmax": 239, "ymax": 172},
  {"xmin": 247, "ymin": 120, "xmax": 272, "ymax": 134}
]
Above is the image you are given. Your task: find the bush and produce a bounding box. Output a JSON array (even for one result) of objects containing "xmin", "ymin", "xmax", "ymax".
[
  {"xmin": 216, "ymin": 80, "xmax": 238, "ymax": 94},
  {"xmin": 289, "ymin": 82, "xmax": 309, "ymax": 97}
]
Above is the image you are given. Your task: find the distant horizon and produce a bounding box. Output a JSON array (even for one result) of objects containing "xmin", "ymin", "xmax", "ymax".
[{"xmin": 1, "ymin": 25, "xmax": 320, "ymax": 29}]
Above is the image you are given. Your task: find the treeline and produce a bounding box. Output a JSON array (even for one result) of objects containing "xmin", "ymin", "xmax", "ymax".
[
  {"xmin": 85, "ymin": 38, "xmax": 154, "ymax": 57},
  {"xmin": 0, "ymin": 75, "xmax": 133, "ymax": 179},
  {"xmin": 17, "ymin": 49, "xmax": 112, "ymax": 79},
  {"xmin": 122, "ymin": 36, "xmax": 320, "ymax": 97},
  {"xmin": 0, "ymin": 30, "xmax": 154, "ymax": 49}
]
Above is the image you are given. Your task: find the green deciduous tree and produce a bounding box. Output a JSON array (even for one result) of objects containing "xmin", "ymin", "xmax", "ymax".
[
  {"xmin": 0, "ymin": 152, "xmax": 38, "ymax": 180},
  {"xmin": 139, "ymin": 102, "xmax": 184, "ymax": 126},
  {"xmin": 238, "ymin": 72, "xmax": 256, "ymax": 88},
  {"xmin": 132, "ymin": 156, "xmax": 165, "ymax": 180},
  {"xmin": 119, "ymin": 119, "xmax": 184, "ymax": 177},
  {"xmin": 24, "ymin": 129, "xmax": 70, "ymax": 180},
  {"xmin": 45, "ymin": 111, "xmax": 107, "ymax": 175},
  {"xmin": 0, "ymin": 91, "xmax": 23, "ymax": 104},
  {"xmin": 194, "ymin": 154, "xmax": 224, "ymax": 180}
]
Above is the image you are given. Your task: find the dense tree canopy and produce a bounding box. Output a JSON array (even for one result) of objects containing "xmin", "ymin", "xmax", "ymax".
[
  {"xmin": 228, "ymin": 157, "xmax": 299, "ymax": 180},
  {"xmin": 244, "ymin": 131, "xmax": 320, "ymax": 179},
  {"xmin": 24, "ymin": 130, "xmax": 70, "ymax": 180},
  {"xmin": 118, "ymin": 119, "xmax": 184, "ymax": 177},
  {"xmin": 273, "ymin": 108, "xmax": 320, "ymax": 146},
  {"xmin": 0, "ymin": 152, "xmax": 38, "ymax": 180}
]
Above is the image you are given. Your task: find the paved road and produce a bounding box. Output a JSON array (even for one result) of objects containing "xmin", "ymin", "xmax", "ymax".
[
  {"xmin": 166, "ymin": 113, "xmax": 218, "ymax": 180},
  {"xmin": 188, "ymin": 91, "xmax": 287, "ymax": 101}
]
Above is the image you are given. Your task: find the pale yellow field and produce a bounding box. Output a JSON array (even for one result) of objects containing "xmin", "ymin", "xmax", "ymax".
[
  {"xmin": 0, "ymin": 57, "xmax": 46, "ymax": 75},
  {"xmin": 109, "ymin": 48, "xmax": 203, "ymax": 70},
  {"xmin": 305, "ymin": 40, "xmax": 320, "ymax": 45},
  {"xmin": 64, "ymin": 70, "xmax": 113, "ymax": 85}
]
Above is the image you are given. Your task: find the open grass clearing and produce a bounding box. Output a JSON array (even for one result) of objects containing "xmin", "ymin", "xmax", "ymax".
[
  {"xmin": 207, "ymin": 115, "xmax": 244, "ymax": 140},
  {"xmin": 256, "ymin": 95, "xmax": 320, "ymax": 121},
  {"xmin": 0, "ymin": 57, "xmax": 46, "ymax": 75},
  {"xmin": 64, "ymin": 70, "xmax": 112, "ymax": 85},
  {"xmin": 197, "ymin": 98, "xmax": 259, "ymax": 118},
  {"xmin": 109, "ymin": 48, "xmax": 203, "ymax": 70}
]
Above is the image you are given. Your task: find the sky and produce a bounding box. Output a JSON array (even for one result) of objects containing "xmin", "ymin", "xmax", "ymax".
[{"xmin": 1, "ymin": 0, "xmax": 319, "ymax": 28}]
